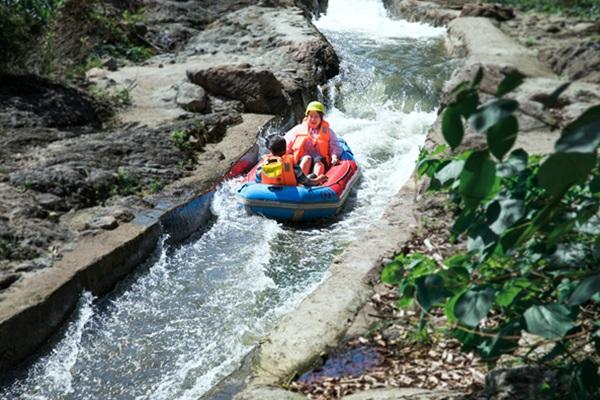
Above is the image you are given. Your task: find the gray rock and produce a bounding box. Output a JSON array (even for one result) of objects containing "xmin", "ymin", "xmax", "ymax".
[
  {"xmin": 383, "ymin": 0, "xmax": 461, "ymax": 27},
  {"xmin": 460, "ymin": 3, "xmax": 515, "ymax": 21},
  {"xmin": 0, "ymin": 273, "xmax": 20, "ymax": 290},
  {"xmin": 341, "ymin": 388, "xmax": 463, "ymax": 399},
  {"xmin": 234, "ymin": 386, "xmax": 306, "ymax": 400},
  {"xmin": 0, "ymin": 74, "xmax": 101, "ymax": 129},
  {"xmin": 176, "ymin": 82, "xmax": 208, "ymax": 113},
  {"xmin": 35, "ymin": 193, "xmax": 64, "ymax": 210},
  {"xmin": 102, "ymin": 57, "xmax": 118, "ymax": 71},
  {"xmin": 88, "ymin": 215, "xmax": 118, "ymax": 230},
  {"xmin": 540, "ymin": 40, "xmax": 600, "ymax": 83},
  {"xmin": 187, "ymin": 65, "xmax": 289, "ymax": 114},
  {"xmin": 475, "ymin": 366, "xmax": 558, "ymax": 400}
]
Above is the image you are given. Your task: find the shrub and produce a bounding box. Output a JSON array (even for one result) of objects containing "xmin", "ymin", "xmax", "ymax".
[
  {"xmin": 0, "ymin": 0, "xmax": 62, "ymax": 70},
  {"xmin": 385, "ymin": 69, "xmax": 600, "ymax": 398}
]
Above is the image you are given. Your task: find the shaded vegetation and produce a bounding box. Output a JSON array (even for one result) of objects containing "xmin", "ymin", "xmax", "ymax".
[
  {"xmin": 384, "ymin": 70, "xmax": 600, "ymax": 399},
  {"xmin": 485, "ymin": 0, "xmax": 600, "ymax": 19},
  {"xmin": 0, "ymin": 0, "xmax": 62, "ymax": 69},
  {"xmin": 0, "ymin": 0, "xmax": 152, "ymax": 78}
]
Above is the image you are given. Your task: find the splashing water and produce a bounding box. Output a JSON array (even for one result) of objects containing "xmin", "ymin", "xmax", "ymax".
[{"xmin": 0, "ymin": 1, "xmax": 455, "ymax": 399}]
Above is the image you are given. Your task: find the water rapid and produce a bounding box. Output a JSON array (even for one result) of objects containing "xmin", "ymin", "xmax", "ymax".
[{"xmin": 0, "ymin": 1, "xmax": 455, "ymax": 399}]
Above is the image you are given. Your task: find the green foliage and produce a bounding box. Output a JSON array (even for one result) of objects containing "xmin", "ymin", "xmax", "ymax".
[
  {"xmin": 388, "ymin": 69, "xmax": 600, "ymax": 393},
  {"xmin": 485, "ymin": 0, "xmax": 600, "ymax": 19},
  {"xmin": 149, "ymin": 178, "xmax": 164, "ymax": 194},
  {"xmin": 0, "ymin": 0, "xmax": 63, "ymax": 69},
  {"xmin": 89, "ymin": 86, "xmax": 131, "ymax": 108},
  {"xmin": 170, "ymin": 129, "xmax": 192, "ymax": 152},
  {"xmin": 170, "ymin": 120, "xmax": 207, "ymax": 156},
  {"xmin": 114, "ymin": 167, "xmax": 139, "ymax": 195},
  {"xmin": 90, "ymin": 6, "xmax": 153, "ymax": 63},
  {"xmin": 1, "ymin": 1, "xmax": 152, "ymax": 73}
]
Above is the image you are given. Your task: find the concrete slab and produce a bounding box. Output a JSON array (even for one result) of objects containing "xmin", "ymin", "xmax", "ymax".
[{"xmin": 447, "ymin": 17, "xmax": 555, "ymax": 78}]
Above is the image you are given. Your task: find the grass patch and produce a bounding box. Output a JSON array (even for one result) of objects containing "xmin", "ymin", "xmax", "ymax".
[{"xmin": 89, "ymin": 86, "xmax": 132, "ymax": 108}]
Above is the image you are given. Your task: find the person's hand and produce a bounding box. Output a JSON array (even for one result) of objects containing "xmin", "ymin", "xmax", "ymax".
[
  {"xmin": 331, "ymin": 155, "xmax": 339, "ymax": 165},
  {"xmin": 316, "ymin": 175, "xmax": 328, "ymax": 184}
]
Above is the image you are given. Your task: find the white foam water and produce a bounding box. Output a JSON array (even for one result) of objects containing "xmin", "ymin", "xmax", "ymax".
[{"xmin": 317, "ymin": 0, "xmax": 446, "ymax": 40}]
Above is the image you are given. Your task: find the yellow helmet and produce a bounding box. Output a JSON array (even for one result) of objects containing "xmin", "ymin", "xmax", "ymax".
[{"xmin": 305, "ymin": 101, "xmax": 325, "ymax": 115}]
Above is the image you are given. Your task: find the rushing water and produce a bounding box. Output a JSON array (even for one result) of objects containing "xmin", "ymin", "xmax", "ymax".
[{"xmin": 0, "ymin": 1, "xmax": 455, "ymax": 399}]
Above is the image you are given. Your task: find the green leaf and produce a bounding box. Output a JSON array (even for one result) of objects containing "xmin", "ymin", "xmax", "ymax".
[
  {"xmin": 487, "ymin": 198, "xmax": 525, "ymax": 235},
  {"xmin": 455, "ymin": 89, "xmax": 479, "ymax": 118},
  {"xmin": 567, "ymin": 275, "xmax": 600, "ymax": 306},
  {"xmin": 397, "ymin": 296, "xmax": 414, "ymax": 308},
  {"xmin": 450, "ymin": 80, "xmax": 470, "ymax": 96},
  {"xmin": 452, "ymin": 208, "xmax": 478, "ymax": 237},
  {"xmin": 499, "ymin": 223, "xmax": 529, "ymax": 253},
  {"xmin": 486, "ymin": 115, "xmax": 519, "ymax": 160},
  {"xmin": 496, "ymin": 148, "xmax": 528, "ymax": 178},
  {"xmin": 558, "ymin": 279, "xmax": 579, "ymax": 303},
  {"xmin": 444, "ymin": 253, "xmax": 471, "ymax": 270},
  {"xmin": 477, "ymin": 320, "xmax": 521, "ymax": 361},
  {"xmin": 547, "ymin": 220, "xmax": 576, "ymax": 246},
  {"xmin": 397, "ymin": 280, "xmax": 415, "ymax": 302},
  {"xmin": 415, "ymin": 274, "xmax": 451, "ymax": 311},
  {"xmin": 434, "ymin": 159, "xmax": 464, "ymax": 186},
  {"xmin": 467, "ymin": 223, "xmax": 498, "ymax": 256},
  {"xmin": 589, "ymin": 173, "xmax": 600, "ymax": 193},
  {"xmin": 459, "ymin": 150, "xmax": 497, "ymax": 209},
  {"xmin": 559, "ymin": 359, "xmax": 600, "ymax": 399},
  {"xmin": 543, "ymin": 82, "xmax": 570, "ymax": 110},
  {"xmin": 555, "ymin": 105, "xmax": 600, "ymax": 153},
  {"xmin": 445, "ymin": 292, "xmax": 462, "ymax": 323},
  {"xmin": 524, "ymin": 304, "xmax": 575, "ymax": 339},
  {"xmin": 538, "ymin": 153, "xmax": 596, "ymax": 198},
  {"xmin": 495, "ymin": 70, "xmax": 525, "ymax": 97},
  {"xmin": 454, "ymin": 286, "xmax": 496, "ymax": 327},
  {"xmin": 496, "ymin": 285, "xmax": 523, "ymax": 307},
  {"xmin": 439, "ymin": 266, "xmax": 470, "ymax": 289},
  {"xmin": 442, "ymin": 105, "xmax": 464, "ymax": 150},
  {"xmin": 381, "ymin": 260, "xmax": 404, "ymax": 285},
  {"xmin": 471, "ymin": 66, "xmax": 483, "ymax": 88},
  {"xmin": 406, "ymin": 255, "xmax": 437, "ymax": 280},
  {"xmin": 468, "ymin": 99, "xmax": 519, "ymax": 133},
  {"xmin": 593, "ymin": 326, "xmax": 600, "ymax": 356}
]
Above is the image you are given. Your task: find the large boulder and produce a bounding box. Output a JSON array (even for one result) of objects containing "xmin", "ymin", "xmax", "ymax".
[
  {"xmin": 474, "ymin": 366, "xmax": 558, "ymax": 400},
  {"xmin": 0, "ymin": 74, "xmax": 101, "ymax": 129},
  {"xmin": 176, "ymin": 81, "xmax": 208, "ymax": 113},
  {"xmin": 187, "ymin": 64, "xmax": 289, "ymax": 115}
]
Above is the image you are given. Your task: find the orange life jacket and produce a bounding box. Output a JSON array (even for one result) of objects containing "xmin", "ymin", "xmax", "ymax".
[
  {"xmin": 259, "ymin": 154, "xmax": 297, "ymax": 186},
  {"xmin": 290, "ymin": 119, "xmax": 331, "ymax": 165}
]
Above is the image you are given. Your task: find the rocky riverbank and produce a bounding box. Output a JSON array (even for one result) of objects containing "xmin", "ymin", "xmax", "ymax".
[
  {"xmin": 232, "ymin": 2, "xmax": 600, "ymax": 400},
  {"xmin": 0, "ymin": 0, "xmax": 338, "ymax": 375}
]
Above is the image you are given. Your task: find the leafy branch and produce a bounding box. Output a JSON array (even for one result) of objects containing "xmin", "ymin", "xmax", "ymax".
[{"xmin": 386, "ymin": 68, "xmax": 600, "ymax": 398}]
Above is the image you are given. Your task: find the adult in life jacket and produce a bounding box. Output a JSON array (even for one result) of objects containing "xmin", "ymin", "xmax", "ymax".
[
  {"xmin": 284, "ymin": 101, "xmax": 342, "ymax": 177},
  {"xmin": 256, "ymin": 135, "xmax": 327, "ymax": 186}
]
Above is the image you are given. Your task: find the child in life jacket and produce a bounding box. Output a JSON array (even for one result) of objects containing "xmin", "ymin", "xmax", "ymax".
[
  {"xmin": 284, "ymin": 101, "xmax": 342, "ymax": 177},
  {"xmin": 256, "ymin": 135, "xmax": 327, "ymax": 186}
]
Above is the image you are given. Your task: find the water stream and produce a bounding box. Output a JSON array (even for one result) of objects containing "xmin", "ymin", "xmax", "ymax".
[{"xmin": 0, "ymin": 1, "xmax": 455, "ymax": 398}]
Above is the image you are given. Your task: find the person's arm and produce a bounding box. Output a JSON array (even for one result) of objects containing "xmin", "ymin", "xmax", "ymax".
[
  {"xmin": 328, "ymin": 128, "xmax": 342, "ymax": 164},
  {"xmin": 255, "ymin": 166, "xmax": 262, "ymax": 183},
  {"xmin": 284, "ymin": 130, "xmax": 296, "ymax": 154}
]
